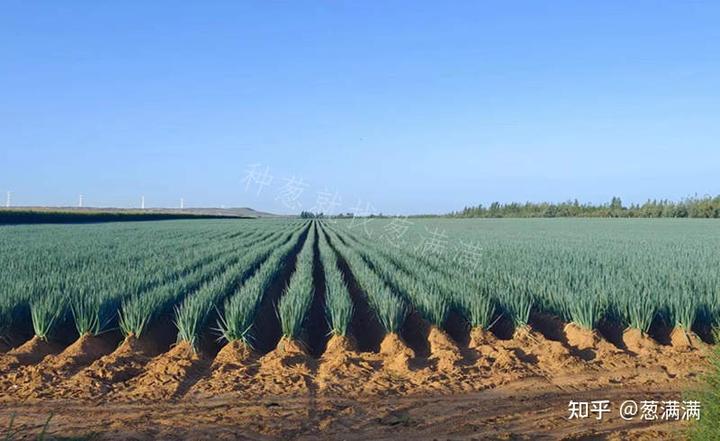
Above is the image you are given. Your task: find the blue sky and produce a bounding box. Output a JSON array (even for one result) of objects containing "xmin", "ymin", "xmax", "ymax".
[{"xmin": 1, "ymin": 1, "xmax": 718, "ymax": 215}]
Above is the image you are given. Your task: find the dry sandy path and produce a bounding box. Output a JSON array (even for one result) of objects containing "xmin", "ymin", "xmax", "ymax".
[{"xmin": 0, "ymin": 380, "xmax": 691, "ymax": 440}]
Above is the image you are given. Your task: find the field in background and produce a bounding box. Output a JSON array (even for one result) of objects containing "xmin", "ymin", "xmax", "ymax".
[
  {"xmin": 0, "ymin": 206, "xmax": 276, "ymax": 224},
  {"xmin": 348, "ymin": 217, "xmax": 720, "ymax": 343},
  {"xmin": 0, "ymin": 218, "xmax": 716, "ymax": 439}
]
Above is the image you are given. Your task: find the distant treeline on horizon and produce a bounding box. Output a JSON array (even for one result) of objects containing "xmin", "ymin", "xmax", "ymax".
[{"xmin": 450, "ymin": 196, "xmax": 720, "ymax": 219}]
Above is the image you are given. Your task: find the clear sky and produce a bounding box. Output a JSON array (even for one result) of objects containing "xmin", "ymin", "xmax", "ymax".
[{"xmin": 1, "ymin": 1, "xmax": 718, "ymax": 215}]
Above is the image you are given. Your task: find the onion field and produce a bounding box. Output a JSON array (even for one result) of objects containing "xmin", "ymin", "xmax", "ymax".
[
  {"xmin": 337, "ymin": 218, "xmax": 720, "ymax": 346},
  {"xmin": 1, "ymin": 218, "xmax": 719, "ymax": 357},
  {"xmin": 0, "ymin": 218, "xmax": 718, "ymax": 409}
]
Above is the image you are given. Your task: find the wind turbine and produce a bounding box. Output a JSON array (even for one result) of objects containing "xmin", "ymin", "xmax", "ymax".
[
  {"xmin": 141, "ymin": 196, "xmax": 145, "ymax": 209},
  {"xmin": 5, "ymin": 191, "xmax": 10, "ymax": 208},
  {"xmin": 180, "ymin": 198, "xmax": 184, "ymax": 209},
  {"xmin": 78, "ymin": 194, "xmax": 83, "ymax": 208}
]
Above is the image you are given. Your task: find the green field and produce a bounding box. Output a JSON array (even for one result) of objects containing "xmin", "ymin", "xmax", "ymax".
[{"xmin": 1, "ymin": 218, "xmax": 719, "ymax": 353}]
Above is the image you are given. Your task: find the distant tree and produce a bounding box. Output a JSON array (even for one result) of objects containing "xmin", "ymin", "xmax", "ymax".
[
  {"xmin": 300, "ymin": 211, "xmax": 320, "ymax": 219},
  {"xmin": 447, "ymin": 194, "xmax": 720, "ymax": 219}
]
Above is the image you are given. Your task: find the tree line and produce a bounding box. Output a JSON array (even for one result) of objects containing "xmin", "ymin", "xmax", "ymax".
[{"xmin": 450, "ymin": 196, "xmax": 720, "ymax": 218}]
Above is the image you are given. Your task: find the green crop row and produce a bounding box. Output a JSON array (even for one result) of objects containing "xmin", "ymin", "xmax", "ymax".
[
  {"xmin": 317, "ymin": 226, "xmax": 353, "ymax": 337},
  {"xmin": 218, "ymin": 224, "xmax": 309, "ymax": 347},
  {"xmin": 276, "ymin": 225, "xmax": 316, "ymax": 341}
]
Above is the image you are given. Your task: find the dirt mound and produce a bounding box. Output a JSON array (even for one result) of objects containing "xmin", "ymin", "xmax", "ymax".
[
  {"xmin": 564, "ymin": 323, "xmax": 601, "ymax": 350},
  {"xmin": 563, "ymin": 323, "xmax": 624, "ymax": 356},
  {"xmin": 379, "ymin": 332, "xmax": 412, "ymax": 357},
  {"xmin": 364, "ymin": 332, "xmax": 470, "ymax": 395},
  {"xmin": 315, "ymin": 335, "xmax": 380, "ymax": 394},
  {"xmin": 428, "ymin": 326, "xmax": 461, "ymax": 355},
  {"xmin": 0, "ymin": 334, "xmax": 120, "ymax": 400},
  {"xmin": 669, "ymin": 327, "xmax": 705, "ymax": 351},
  {"xmin": 220, "ymin": 337, "xmax": 315, "ymax": 397},
  {"xmin": 622, "ymin": 328, "xmax": 662, "ymax": 355},
  {"xmin": 0, "ymin": 336, "xmax": 63, "ymax": 381},
  {"xmin": 275, "ymin": 337, "xmax": 310, "ymax": 356},
  {"xmin": 469, "ymin": 327, "xmax": 496, "ymax": 348},
  {"xmin": 57, "ymin": 336, "xmax": 155, "ymax": 399},
  {"xmin": 187, "ymin": 341, "xmax": 259, "ymax": 397},
  {"xmin": 364, "ymin": 332, "xmax": 440, "ymax": 395},
  {"xmin": 47, "ymin": 334, "xmax": 116, "ymax": 370},
  {"xmin": 117, "ymin": 341, "xmax": 208, "ymax": 401},
  {"xmin": 511, "ymin": 326, "xmax": 569, "ymax": 357},
  {"xmin": 468, "ymin": 327, "xmax": 517, "ymax": 367},
  {"xmin": 115, "ymin": 334, "xmax": 157, "ymax": 355},
  {"xmin": 427, "ymin": 326, "xmax": 462, "ymax": 371},
  {"xmin": 505, "ymin": 325, "xmax": 585, "ymax": 375},
  {"xmin": 324, "ymin": 334, "xmax": 358, "ymax": 355},
  {"xmin": 467, "ymin": 327, "xmax": 526, "ymax": 375},
  {"xmin": 468, "ymin": 326, "xmax": 530, "ymax": 376},
  {"xmin": 213, "ymin": 340, "xmax": 255, "ymax": 366},
  {"xmin": 379, "ymin": 332, "xmax": 414, "ymax": 373},
  {"xmin": 7, "ymin": 336, "xmax": 63, "ymax": 365}
]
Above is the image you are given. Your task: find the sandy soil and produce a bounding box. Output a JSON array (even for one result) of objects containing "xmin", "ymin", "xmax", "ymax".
[
  {"xmin": 1, "ymin": 383, "xmax": 695, "ymax": 441},
  {"xmin": 0, "ymin": 319, "xmax": 711, "ymax": 440}
]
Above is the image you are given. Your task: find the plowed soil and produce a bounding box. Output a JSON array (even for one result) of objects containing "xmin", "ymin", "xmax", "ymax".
[{"xmin": 0, "ymin": 320, "xmax": 710, "ymax": 440}]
